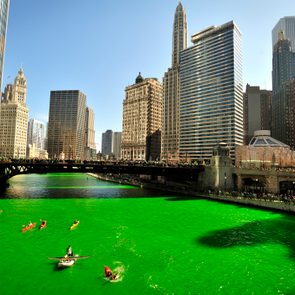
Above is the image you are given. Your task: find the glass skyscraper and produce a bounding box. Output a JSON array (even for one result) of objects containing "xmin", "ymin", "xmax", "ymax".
[
  {"xmin": 272, "ymin": 17, "xmax": 295, "ymax": 52},
  {"xmin": 0, "ymin": 0, "xmax": 10, "ymax": 90},
  {"xmin": 47, "ymin": 90, "xmax": 86, "ymax": 160},
  {"xmin": 179, "ymin": 21, "xmax": 243, "ymax": 161}
]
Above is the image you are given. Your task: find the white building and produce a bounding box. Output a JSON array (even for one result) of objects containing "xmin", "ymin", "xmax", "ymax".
[
  {"xmin": 179, "ymin": 21, "xmax": 244, "ymax": 161},
  {"xmin": 0, "ymin": 68, "xmax": 29, "ymax": 158},
  {"xmin": 27, "ymin": 118, "xmax": 47, "ymax": 158}
]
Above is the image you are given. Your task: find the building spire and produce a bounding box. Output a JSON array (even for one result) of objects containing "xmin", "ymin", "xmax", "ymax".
[{"xmin": 172, "ymin": 2, "xmax": 187, "ymax": 67}]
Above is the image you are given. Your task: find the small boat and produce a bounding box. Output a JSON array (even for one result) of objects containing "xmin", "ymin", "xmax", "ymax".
[
  {"xmin": 58, "ymin": 258, "xmax": 76, "ymax": 268},
  {"xmin": 39, "ymin": 220, "xmax": 47, "ymax": 230},
  {"xmin": 69, "ymin": 220, "xmax": 80, "ymax": 230},
  {"xmin": 22, "ymin": 222, "xmax": 36, "ymax": 232},
  {"xmin": 48, "ymin": 255, "xmax": 90, "ymax": 269}
]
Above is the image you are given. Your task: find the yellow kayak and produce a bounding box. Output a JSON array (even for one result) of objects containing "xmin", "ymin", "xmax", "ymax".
[{"xmin": 69, "ymin": 220, "xmax": 80, "ymax": 230}]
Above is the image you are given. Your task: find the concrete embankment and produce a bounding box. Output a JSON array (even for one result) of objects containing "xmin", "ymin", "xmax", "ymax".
[{"xmin": 88, "ymin": 173, "xmax": 295, "ymax": 214}]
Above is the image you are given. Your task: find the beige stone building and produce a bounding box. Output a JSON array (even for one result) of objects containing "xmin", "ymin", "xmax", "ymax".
[
  {"xmin": 0, "ymin": 68, "xmax": 29, "ymax": 158},
  {"xmin": 162, "ymin": 2, "xmax": 187, "ymax": 163},
  {"xmin": 121, "ymin": 73, "xmax": 163, "ymax": 161}
]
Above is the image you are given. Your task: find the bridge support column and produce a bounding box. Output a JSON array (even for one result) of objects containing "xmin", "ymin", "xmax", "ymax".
[
  {"xmin": 236, "ymin": 175, "xmax": 243, "ymax": 191},
  {"xmin": 265, "ymin": 174, "xmax": 279, "ymax": 194}
]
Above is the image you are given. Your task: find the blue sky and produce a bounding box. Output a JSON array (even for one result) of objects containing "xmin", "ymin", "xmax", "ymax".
[{"xmin": 3, "ymin": 0, "xmax": 295, "ymax": 150}]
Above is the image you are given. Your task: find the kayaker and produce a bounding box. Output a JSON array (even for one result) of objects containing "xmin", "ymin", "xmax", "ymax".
[
  {"xmin": 104, "ymin": 266, "xmax": 113, "ymax": 278},
  {"xmin": 105, "ymin": 266, "xmax": 117, "ymax": 280},
  {"xmin": 66, "ymin": 245, "xmax": 73, "ymax": 257}
]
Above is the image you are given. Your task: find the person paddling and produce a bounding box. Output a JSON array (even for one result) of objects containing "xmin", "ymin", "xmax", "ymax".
[
  {"xmin": 104, "ymin": 266, "xmax": 117, "ymax": 280},
  {"xmin": 66, "ymin": 245, "xmax": 73, "ymax": 257}
]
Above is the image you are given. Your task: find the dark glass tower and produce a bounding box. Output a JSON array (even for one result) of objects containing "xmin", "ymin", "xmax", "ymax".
[
  {"xmin": 0, "ymin": 0, "xmax": 10, "ymax": 90},
  {"xmin": 272, "ymin": 30, "xmax": 295, "ymax": 148}
]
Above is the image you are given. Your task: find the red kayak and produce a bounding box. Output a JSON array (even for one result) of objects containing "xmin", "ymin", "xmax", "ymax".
[
  {"xmin": 22, "ymin": 222, "xmax": 36, "ymax": 232},
  {"xmin": 39, "ymin": 220, "xmax": 47, "ymax": 230}
]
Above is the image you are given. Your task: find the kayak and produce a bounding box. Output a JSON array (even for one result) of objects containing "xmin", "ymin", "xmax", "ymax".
[
  {"xmin": 70, "ymin": 220, "xmax": 80, "ymax": 230},
  {"xmin": 48, "ymin": 254, "xmax": 90, "ymax": 269},
  {"xmin": 58, "ymin": 258, "xmax": 75, "ymax": 268},
  {"xmin": 39, "ymin": 221, "xmax": 47, "ymax": 230},
  {"xmin": 22, "ymin": 222, "xmax": 36, "ymax": 232}
]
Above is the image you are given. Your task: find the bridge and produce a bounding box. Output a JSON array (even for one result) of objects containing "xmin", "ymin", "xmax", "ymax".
[{"xmin": 0, "ymin": 161, "xmax": 205, "ymax": 184}]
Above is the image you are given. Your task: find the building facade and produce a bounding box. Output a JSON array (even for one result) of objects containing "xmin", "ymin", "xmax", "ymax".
[
  {"xmin": 112, "ymin": 131, "xmax": 122, "ymax": 160},
  {"xmin": 27, "ymin": 118, "xmax": 47, "ymax": 158},
  {"xmin": 121, "ymin": 73, "xmax": 163, "ymax": 161},
  {"xmin": 243, "ymin": 84, "xmax": 272, "ymax": 144},
  {"xmin": 162, "ymin": 2, "xmax": 187, "ymax": 162},
  {"xmin": 0, "ymin": 68, "xmax": 28, "ymax": 158},
  {"xmin": 0, "ymin": 0, "xmax": 10, "ymax": 90},
  {"xmin": 84, "ymin": 107, "xmax": 96, "ymax": 160},
  {"xmin": 272, "ymin": 31, "xmax": 295, "ymax": 94},
  {"xmin": 272, "ymin": 29, "xmax": 295, "ymax": 148},
  {"xmin": 101, "ymin": 129, "xmax": 113, "ymax": 157},
  {"xmin": 47, "ymin": 90, "xmax": 86, "ymax": 160},
  {"xmin": 179, "ymin": 21, "xmax": 244, "ymax": 161},
  {"xmin": 272, "ymin": 17, "xmax": 295, "ymax": 52}
]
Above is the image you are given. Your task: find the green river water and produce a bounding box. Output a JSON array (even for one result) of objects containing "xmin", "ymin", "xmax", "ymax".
[{"xmin": 0, "ymin": 173, "xmax": 295, "ymax": 294}]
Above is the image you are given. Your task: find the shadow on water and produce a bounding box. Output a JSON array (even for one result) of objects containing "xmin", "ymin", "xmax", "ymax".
[{"xmin": 198, "ymin": 215, "xmax": 295, "ymax": 259}]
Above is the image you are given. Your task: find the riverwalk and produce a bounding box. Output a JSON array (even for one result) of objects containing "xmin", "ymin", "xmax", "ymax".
[{"xmin": 88, "ymin": 173, "xmax": 295, "ymax": 214}]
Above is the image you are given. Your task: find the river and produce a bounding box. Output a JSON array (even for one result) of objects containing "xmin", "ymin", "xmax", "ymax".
[{"xmin": 0, "ymin": 173, "xmax": 294, "ymax": 294}]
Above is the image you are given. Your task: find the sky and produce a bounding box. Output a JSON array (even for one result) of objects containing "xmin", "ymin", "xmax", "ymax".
[{"xmin": 3, "ymin": 0, "xmax": 295, "ymax": 151}]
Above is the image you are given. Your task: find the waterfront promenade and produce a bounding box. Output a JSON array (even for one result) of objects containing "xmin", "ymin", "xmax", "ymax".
[{"xmin": 89, "ymin": 173, "xmax": 295, "ymax": 214}]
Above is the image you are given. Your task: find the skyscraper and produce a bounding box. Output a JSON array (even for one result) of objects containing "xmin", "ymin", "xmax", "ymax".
[
  {"xmin": 47, "ymin": 90, "xmax": 86, "ymax": 160},
  {"xmin": 101, "ymin": 129, "xmax": 113, "ymax": 157},
  {"xmin": 272, "ymin": 27, "xmax": 295, "ymax": 147},
  {"xmin": 162, "ymin": 2, "xmax": 187, "ymax": 162},
  {"xmin": 112, "ymin": 132, "xmax": 122, "ymax": 160},
  {"xmin": 121, "ymin": 73, "xmax": 163, "ymax": 161},
  {"xmin": 0, "ymin": 0, "xmax": 10, "ymax": 91},
  {"xmin": 179, "ymin": 21, "xmax": 244, "ymax": 161},
  {"xmin": 27, "ymin": 119, "xmax": 47, "ymax": 150},
  {"xmin": 84, "ymin": 107, "xmax": 96, "ymax": 160},
  {"xmin": 272, "ymin": 17, "xmax": 295, "ymax": 51},
  {"xmin": 27, "ymin": 119, "xmax": 47, "ymax": 158},
  {"xmin": 272, "ymin": 31, "xmax": 295, "ymax": 93},
  {"xmin": 0, "ymin": 68, "xmax": 28, "ymax": 158},
  {"xmin": 243, "ymin": 84, "xmax": 272, "ymax": 144}
]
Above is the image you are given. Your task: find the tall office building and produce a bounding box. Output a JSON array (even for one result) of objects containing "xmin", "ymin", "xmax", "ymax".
[
  {"xmin": 243, "ymin": 84, "xmax": 272, "ymax": 144},
  {"xmin": 272, "ymin": 27, "xmax": 295, "ymax": 147},
  {"xmin": 272, "ymin": 17, "xmax": 295, "ymax": 51},
  {"xmin": 47, "ymin": 90, "xmax": 86, "ymax": 160},
  {"xmin": 84, "ymin": 107, "xmax": 96, "ymax": 160},
  {"xmin": 112, "ymin": 132, "xmax": 122, "ymax": 160},
  {"xmin": 179, "ymin": 21, "xmax": 244, "ymax": 161},
  {"xmin": 162, "ymin": 2, "xmax": 187, "ymax": 162},
  {"xmin": 121, "ymin": 73, "xmax": 163, "ymax": 161},
  {"xmin": 27, "ymin": 119, "xmax": 47, "ymax": 150},
  {"xmin": 272, "ymin": 31, "xmax": 295, "ymax": 93},
  {"xmin": 0, "ymin": 68, "xmax": 28, "ymax": 158},
  {"xmin": 0, "ymin": 0, "xmax": 10, "ymax": 90},
  {"xmin": 101, "ymin": 129, "xmax": 113, "ymax": 157}
]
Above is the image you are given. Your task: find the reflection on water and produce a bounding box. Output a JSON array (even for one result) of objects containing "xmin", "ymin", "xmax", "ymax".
[{"xmin": 1, "ymin": 173, "xmax": 166, "ymax": 199}]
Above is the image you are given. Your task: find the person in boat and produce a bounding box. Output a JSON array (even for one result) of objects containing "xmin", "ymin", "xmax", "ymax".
[
  {"xmin": 28, "ymin": 221, "xmax": 33, "ymax": 226},
  {"xmin": 66, "ymin": 245, "xmax": 73, "ymax": 257},
  {"xmin": 104, "ymin": 266, "xmax": 117, "ymax": 280},
  {"xmin": 41, "ymin": 220, "xmax": 46, "ymax": 226}
]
